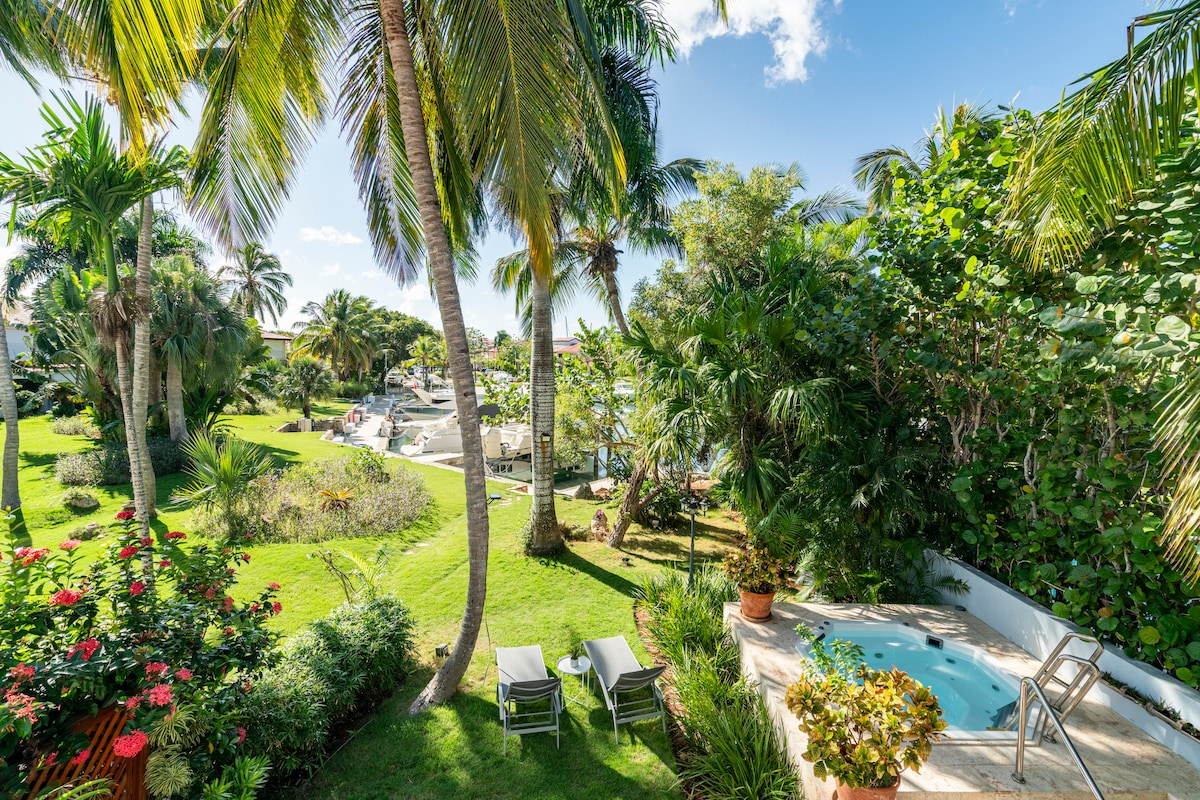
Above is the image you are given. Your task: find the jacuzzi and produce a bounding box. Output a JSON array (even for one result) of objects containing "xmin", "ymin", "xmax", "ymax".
[{"xmin": 796, "ymin": 620, "xmax": 1038, "ymax": 743}]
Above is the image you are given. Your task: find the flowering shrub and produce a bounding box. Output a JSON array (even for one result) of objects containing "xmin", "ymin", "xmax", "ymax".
[
  {"xmin": 54, "ymin": 437, "xmax": 187, "ymax": 486},
  {"xmin": 49, "ymin": 415, "xmax": 101, "ymax": 438},
  {"xmin": 0, "ymin": 515, "xmax": 283, "ymax": 797},
  {"xmin": 239, "ymin": 456, "xmax": 430, "ymax": 544}
]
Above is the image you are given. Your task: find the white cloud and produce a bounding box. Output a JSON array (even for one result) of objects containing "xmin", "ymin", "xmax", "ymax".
[
  {"xmin": 320, "ymin": 263, "xmax": 341, "ymax": 277},
  {"xmin": 360, "ymin": 269, "xmax": 385, "ymax": 280},
  {"xmin": 662, "ymin": 0, "xmax": 833, "ymax": 84},
  {"xmin": 298, "ymin": 226, "xmax": 363, "ymax": 245}
]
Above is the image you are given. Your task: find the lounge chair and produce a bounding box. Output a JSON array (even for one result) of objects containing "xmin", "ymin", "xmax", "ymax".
[
  {"xmin": 496, "ymin": 645, "xmax": 562, "ymax": 755},
  {"xmin": 582, "ymin": 635, "xmax": 667, "ymax": 743}
]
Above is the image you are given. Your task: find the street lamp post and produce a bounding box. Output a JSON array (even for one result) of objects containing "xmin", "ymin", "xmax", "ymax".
[{"xmin": 682, "ymin": 496, "xmax": 701, "ymax": 590}]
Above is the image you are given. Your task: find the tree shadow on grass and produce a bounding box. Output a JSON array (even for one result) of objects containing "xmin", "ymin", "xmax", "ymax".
[
  {"xmin": 553, "ymin": 548, "xmax": 638, "ymax": 598},
  {"xmin": 19, "ymin": 452, "xmax": 59, "ymax": 469}
]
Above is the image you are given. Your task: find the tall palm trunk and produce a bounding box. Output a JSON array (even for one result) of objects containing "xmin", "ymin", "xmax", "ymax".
[
  {"xmin": 132, "ymin": 194, "xmax": 156, "ymax": 521},
  {"xmin": 380, "ymin": 0, "xmax": 492, "ymax": 712},
  {"xmin": 528, "ymin": 273, "xmax": 560, "ymax": 553},
  {"xmin": 601, "ymin": 266, "xmax": 629, "ymax": 336},
  {"xmin": 0, "ymin": 307, "xmax": 21, "ymax": 510},
  {"xmin": 165, "ymin": 357, "xmax": 188, "ymax": 442}
]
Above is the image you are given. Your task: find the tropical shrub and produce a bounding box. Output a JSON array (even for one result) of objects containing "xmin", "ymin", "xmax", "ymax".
[
  {"xmin": 237, "ymin": 597, "xmax": 416, "ymax": 778},
  {"xmin": 722, "ymin": 545, "xmax": 786, "ymax": 594},
  {"xmin": 331, "ymin": 379, "xmax": 373, "ymax": 400},
  {"xmin": 175, "ymin": 435, "xmax": 274, "ymax": 539},
  {"xmin": 245, "ymin": 456, "xmax": 430, "ymax": 544},
  {"xmin": 220, "ymin": 397, "xmax": 283, "ymax": 417},
  {"xmin": 638, "ymin": 566, "xmax": 798, "ymax": 800},
  {"xmin": 49, "ymin": 415, "xmax": 101, "ymax": 438},
  {"xmin": 55, "ymin": 438, "xmax": 186, "ymax": 486},
  {"xmin": 0, "ymin": 518, "xmax": 283, "ymax": 797}
]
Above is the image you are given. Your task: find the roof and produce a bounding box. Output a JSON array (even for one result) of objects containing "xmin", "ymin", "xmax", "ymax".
[
  {"xmin": 5, "ymin": 301, "xmax": 31, "ymax": 328},
  {"xmin": 261, "ymin": 331, "xmax": 294, "ymax": 341}
]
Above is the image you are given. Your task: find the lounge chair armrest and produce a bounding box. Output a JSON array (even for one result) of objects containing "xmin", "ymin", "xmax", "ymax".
[{"xmin": 610, "ymin": 666, "xmax": 665, "ymax": 693}]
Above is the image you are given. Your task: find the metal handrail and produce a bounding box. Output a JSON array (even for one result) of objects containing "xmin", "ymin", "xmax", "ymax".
[
  {"xmin": 1032, "ymin": 632, "xmax": 1103, "ymax": 686},
  {"xmin": 1013, "ymin": 676, "xmax": 1105, "ymax": 799}
]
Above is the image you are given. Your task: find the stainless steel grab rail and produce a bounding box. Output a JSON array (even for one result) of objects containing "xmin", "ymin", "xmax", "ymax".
[{"xmin": 1012, "ymin": 676, "xmax": 1104, "ymax": 799}]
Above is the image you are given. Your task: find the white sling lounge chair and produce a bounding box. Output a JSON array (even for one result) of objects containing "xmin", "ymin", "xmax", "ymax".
[
  {"xmin": 496, "ymin": 645, "xmax": 562, "ymax": 755},
  {"xmin": 582, "ymin": 635, "xmax": 667, "ymax": 743}
]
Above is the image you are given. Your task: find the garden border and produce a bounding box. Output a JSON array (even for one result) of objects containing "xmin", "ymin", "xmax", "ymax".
[{"xmin": 930, "ymin": 551, "xmax": 1200, "ymax": 770}]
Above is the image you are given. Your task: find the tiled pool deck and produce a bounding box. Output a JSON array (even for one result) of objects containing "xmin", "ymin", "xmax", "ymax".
[{"xmin": 724, "ymin": 602, "xmax": 1199, "ymax": 799}]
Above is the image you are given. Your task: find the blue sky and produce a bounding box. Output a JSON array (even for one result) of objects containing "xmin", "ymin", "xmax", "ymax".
[{"xmin": 0, "ymin": 0, "xmax": 1151, "ymax": 339}]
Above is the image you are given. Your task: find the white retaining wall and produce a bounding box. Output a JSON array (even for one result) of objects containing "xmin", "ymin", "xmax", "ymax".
[{"xmin": 931, "ymin": 552, "xmax": 1200, "ymax": 770}]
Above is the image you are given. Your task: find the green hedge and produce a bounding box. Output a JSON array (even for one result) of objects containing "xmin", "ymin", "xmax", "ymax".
[{"xmin": 239, "ymin": 596, "xmax": 417, "ymax": 778}]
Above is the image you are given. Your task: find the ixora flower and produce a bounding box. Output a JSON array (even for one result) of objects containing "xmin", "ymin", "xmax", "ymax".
[
  {"xmin": 158, "ymin": 559, "xmax": 171, "ymax": 568},
  {"xmin": 112, "ymin": 730, "xmax": 148, "ymax": 758},
  {"xmin": 67, "ymin": 638, "xmax": 100, "ymax": 661},
  {"xmin": 9, "ymin": 663, "xmax": 34, "ymax": 682},
  {"xmin": 69, "ymin": 749, "xmax": 91, "ymax": 766},
  {"xmin": 118, "ymin": 545, "xmax": 139, "ymax": 559},
  {"xmin": 14, "ymin": 546, "xmax": 50, "ymax": 565},
  {"xmin": 268, "ymin": 582, "xmax": 281, "ymax": 590},
  {"xmin": 271, "ymin": 601, "xmax": 282, "ymax": 615},
  {"xmin": 165, "ymin": 531, "xmax": 186, "ymax": 540},
  {"xmin": 144, "ymin": 662, "xmax": 169, "ymax": 679},
  {"xmin": 58, "ymin": 539, "xmax": 82, "ymax": 551},
  {"xmin": 128, "ymin": 581, "xmax": 146, "ymax": 596},
  {"xmin": 235, "ymin": 727, "xmax": 247, "ymax": 745},
  {"xmin": 174, "ymin": 668, "xmax": 193, "ymax": 681},
  {"xmin": 144, "ymin": 684, "xmax": 173, "ymax": 707},
  {"xmin": 49, "ymin": 589, "xmax": 83, "ymax": 606},
  {"xmin": 114, "ymin": 510, "xmax": 135, "ymax": 521}
]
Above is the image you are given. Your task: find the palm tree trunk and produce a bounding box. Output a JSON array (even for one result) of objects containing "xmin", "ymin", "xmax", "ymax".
[
  {"xmin": 528, "ymin": 272, "xmax": 560, "ymax": 554},
  {"xmin": 166, "ymin": 357, "xmax": 188, "ymax": 442},
  {"xmin": 0, "ymin": 307, "xmax": 21, "ymax": 509},
  {"xmin": 132, "ymin": 195, "xmax": 155, "ymax": 522},
  {"xmin": 601, "ymin": 267, "xmax": 629, "ymax": 336},
  {"xmin": 380, "ymin": 0, "xmax": 491, "ymax": 713}
]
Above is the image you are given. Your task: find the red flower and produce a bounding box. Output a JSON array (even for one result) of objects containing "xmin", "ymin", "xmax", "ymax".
[
  {"xmin": 58, "ymin": 539, "xmax": 82, "ymax": 551},
  {"xmin": 68, "ymin": 638, "xmax": 100, "ymax": 661},
  {"xmin": 222, "ymin": 627, "xmax": 234, "ymax": 636},
  {"xmin": 158, "ymin": 559, "xmax": 171, "ymax": 568},
  {"xmin": 145, "ymin": 662, "xmax": 169, "ymax": 679},
  {"xmin": 268, "ymin": 582, "xmax": 281, "ymax": 590},
  {"xmin": 49, "ymin": 589, "xmax": 82, "ymax": 606},
  {"xmin": 222, "ymin": 596, "xmax": 234, "ymax": 612},
  {"xmin": 118, "ymin": 546, "xmax": 139, "ymax": 559},
  {"xmin": 241, "ymin": 552, "xmax": 250, "ymax": 561},
  {"xmin": 112, "ymin": 730, "xmax": 148, "ymax": 758},
  {"xmin": 174, "ymin": 668, "xmax": 193, "ymax": 681},
  {"xmin": 140, "ymin": 537, "xmax": 153, "ymax": 546},
  {"xmin": 14, "ymin": 546, "xmax": 50, "ymax": 565},
  {"xmin": 128, "ymin": 581, "xmax": 145, "ymax": 596},
  {"xmin": 9, "ymin": 663, "xmax": 34, "ymax": 683},
  {"xmin": 236, "ymin": 727, "xmax": 247, "ymax": 745},
  {"xmin": 226, "ymin": 567, "xmax": 236, "ymax": 575},
  {"xmin": 250, "ymin": 602, "xmax": 260, "ymax": 613},
  {"xmin": 115, "ymin": 510, "xmax": 135, "ymax": 521},
  {"xmin": 43, "ymin": 752, "xmax": 57, "ymax": 767},
  {"xmin": 204, "ymin": 588, "xmax": 216, "ymax": 600},
  {"xmin": 5, "ymin": 690, "xmax": 38, "ymax": 723},
  {"xmin": 165, "ymin": 531, "xmax": 186, "ymax": 540},
  {"xmin": 220, "ymin": 547, "xmax": 231, "ymax": 555},
  {"xmin": 69, "ymin": 749, "xmax": 91, "ymax": 767},
  {"xmin": 145, "ymin": 684, "xmax": 173, "ymax": 707},
  {"xmin": 125, "ymin": 696, "xmax": 141, "ymax": 710},
  {"xmin": 271, "ymin": 601, "xmax": 282, "ymax": 615}
]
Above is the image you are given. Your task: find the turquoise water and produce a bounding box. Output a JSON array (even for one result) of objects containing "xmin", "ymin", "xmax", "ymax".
[{"xmin": 805, "ymin": 630, "xmax": 1018, "ymax": 732}]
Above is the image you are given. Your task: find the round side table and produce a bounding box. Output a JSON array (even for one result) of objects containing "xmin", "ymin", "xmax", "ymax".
[{"xmin": 556, "ymin": 655, "xmax": 592, "ymax": 707}]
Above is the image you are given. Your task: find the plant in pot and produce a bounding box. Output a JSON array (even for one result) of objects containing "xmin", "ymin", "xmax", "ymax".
[
  {"xmin": 785, "ymin": 629, "xmax": 946, "ymax": 799},
  {"xmin": 564, "ymin": 625, "xmax": 585, "ymax": 668},
  {"xmin": 722, "ymin": 544, "xmax": 785, "ymax": 623}
]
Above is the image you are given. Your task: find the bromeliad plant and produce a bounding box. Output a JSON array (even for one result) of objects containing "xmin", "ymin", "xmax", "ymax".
[
  {"xmin": 784, "ymin": 626, "xmax": 946, "ymax": 791},
  {"xmin": 0, "ymin": 514, "xmax": 284, "ymax": 797}
]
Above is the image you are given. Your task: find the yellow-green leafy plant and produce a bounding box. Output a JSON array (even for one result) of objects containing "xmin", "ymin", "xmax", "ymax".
[
  {"xmin": 318, "ymin": 487, "xmax": 354, "ymax": 512},
  {"xmin": 785, "ymin": 629, "xmax": 946, "ymax": 789},
  {"xmin": 721, "ymin": 545, "xmax": 785, "ymax": 594}
]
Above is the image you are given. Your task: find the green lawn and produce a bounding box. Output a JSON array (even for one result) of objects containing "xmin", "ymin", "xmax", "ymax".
[{"xmin": 5, "ymin": 406, "xmax": 743, "ymax": 799}]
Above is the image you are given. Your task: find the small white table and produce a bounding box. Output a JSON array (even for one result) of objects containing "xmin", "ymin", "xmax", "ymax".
[{"xmin": 556, "ymin": 655, "xmax": 592, "ymax": 707}]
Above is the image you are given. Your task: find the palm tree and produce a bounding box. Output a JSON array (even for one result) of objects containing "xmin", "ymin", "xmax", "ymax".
[
  {"xmin": 0, "ymin": 95, "xmax": 186, "ymax": 529},
  {"xmin": 0, "ymin": 0, "xmax": 65, "ymax": 85},
  {"xmin": 153, "ymin": 257, "xmax": 249, "ymax": 442},
  {"xmin": 218, "ymin": 243, "xmax": 292, "ymax": 325},
  {"xmin": 405, "ymin": 334, "xmax": 440, "ymax": 389},
  {"xmin": 277, "ymin": 354, "xmax": 333, "ymax": 419},
  {"xmin": 291, "ymin": 290, "xmax": 378, "ymax": 381},
  {"xmin": 174, "ymin": 433, "xmax": 274, "ymax": 538}
]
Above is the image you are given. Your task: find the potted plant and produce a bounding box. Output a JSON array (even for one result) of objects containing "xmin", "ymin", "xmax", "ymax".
[
  {"xmin": 564, "ymin": 625, "xmax": 585, "ymax": 668},
  {"xmin": 785, "ymin": 630, "xmax": 946, "ymax": 799},
  {"xmin": 722, "ymin": 544, "xmax": 785, "ymax": 622}
]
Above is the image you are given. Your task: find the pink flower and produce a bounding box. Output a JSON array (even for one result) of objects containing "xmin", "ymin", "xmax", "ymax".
[
  {"xmin": 124, "ymin": 696, "xmax": 141, "ymax": 710},
  {"xmin": 5, "ymin": 690, "xmax": 38, "ymax": 723},
  {"xmin": 69, "ymin": 749, "xmax": 91, "ymax": 766},
  {"xmin": 9, "ymin": 663, "xmax": 34, "ymax": 683},
  {"xmin": 14, "ymin": 547, "xmax": 50, "ymax": 565},
  {"xmin": 204, "ymin": 588, "xmax": 217, "ymax": 600},
  {"xmin": 222, "ymin": 596, "xmax": 234, "ymax": 612},
  {"xmin": 236, "ymin": 727, "xmax": 247, "ymax": 745},
  {"xmin": 145, "ymin": 662, "xmax": 169, "ymax": 679},
  {"xmin": 268, "ymin": 582, "xmax": 281, "ymax": 590},
  {"xmin": 250, "ymin": 602, "xmax": 260, "ymax": 613},
  {"xmin": 128, "ymin": 581, "xmax": 145, "ymax": 596},
  {"xmin": 58, "ymin": 539, "xmax": 82, "ymax": 551},
  {"xmin": 165, "ymin": 531, "xmax": 186, "ymax": 540},
  {"xmin": 158, "ymin": 559, "xmax": 171, "ymax": 568},
  {"xmin": 68, "ymin": 638, "xmax": 100, "ymax": 661},
  {"xmin": 115, "ymin": 510, "xmax": 135, "ymax": 521},
  {"xmin": 49, "ymin": 589, "xmax": 82, "ymax": 606},
  {"xmin": 241, "ymin": 552, "xmax": 250, "ymax": 561},
  {"xmin": 174, "ymin": 668, "xmax": 193, "ymax": 681},
  {"xmin": 222, "ymin": 627, "xmax": 234, "ymax": 636},
  {"xmin": 271, "ymin": 601, "xmax": 282, "ymax": 615},
  {"xmin": 112, "ymin": 730, "xmax": 148, "ymax": 758},
  {"xmin": 43, "ymin": 752, "xmax": 57, "ymax": 767},
  {"xmin": 118, "ymin": 546, "xmax": 139, "ymax": 559},
  {"xmin": 145, "ymin": 684, "xmax": 173, "ymax": 707},
  {"xmin": 226, "ymin": 567, "xmax": 236, "ymax": 575}
]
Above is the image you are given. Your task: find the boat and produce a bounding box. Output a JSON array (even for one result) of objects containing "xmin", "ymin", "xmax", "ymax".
[{"xmin": 399, "ymin": 413, "xmax": 462, "ymax": 456}]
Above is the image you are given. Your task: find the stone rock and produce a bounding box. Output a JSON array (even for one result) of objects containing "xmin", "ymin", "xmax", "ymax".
[{"xmin": 569, "ymin": 482, "xmax": 595, "ymax": 501}]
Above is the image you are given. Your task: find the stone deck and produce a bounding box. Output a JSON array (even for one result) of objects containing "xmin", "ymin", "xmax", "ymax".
[{"xmin": 725, "ymin": 602, "xmax": 1199, "ymax": 800}]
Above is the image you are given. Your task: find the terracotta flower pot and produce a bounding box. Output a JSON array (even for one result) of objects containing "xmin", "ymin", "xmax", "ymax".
[
  {"xmin": 835, "ymin": 775, "xmax": 900, "ymax": 800},
  {"xmin": 738, "ymin": 588, "xmax": 775, "ymax": 623}
]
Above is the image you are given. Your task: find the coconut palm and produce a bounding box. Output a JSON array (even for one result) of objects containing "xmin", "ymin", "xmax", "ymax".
[
  {"xmin": 153, "ymin": 257, "xmax": 250, "ymax": 442},
  {"xmin": 291, "ymin": 290, "xmax": 378, "ymax": 381},
  {"xmin": 276, "ymin": 354, "xmax": 333, "ymax": 419},
  {"xmin": 218, "ymin": 243, "xmax": 291, "ymax": 325},
  {"xmin": 405, "ymin": 334, "xmax": 441, "ymax": 389},
  {"xmin": 0, "ymin": 95, "xmax": 187, "ymax": 529},
  {"xmin": 0, "ymin": 0, "xmax": 65, "ymax": 85}
]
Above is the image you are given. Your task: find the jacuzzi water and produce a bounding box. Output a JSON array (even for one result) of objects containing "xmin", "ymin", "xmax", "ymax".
[{"xmin": 796, "ymin": 622, "xmax": 1020, "ymax": 735}]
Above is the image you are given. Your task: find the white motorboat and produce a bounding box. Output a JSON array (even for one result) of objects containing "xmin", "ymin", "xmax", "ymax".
[{"xmin": 400, "ymin": 413, "xmax": 463, "ymax": 456}]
